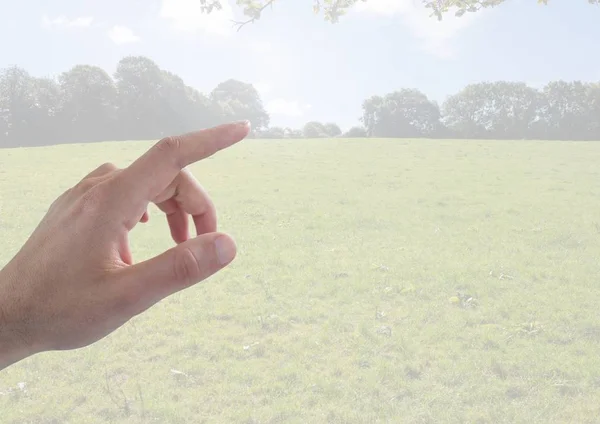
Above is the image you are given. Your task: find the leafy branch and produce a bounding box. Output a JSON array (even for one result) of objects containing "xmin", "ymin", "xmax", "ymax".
[
  {"xmin": 231, "ymin": 0, "xmax": 277, "ymax": 32},
  {"xmin": 198, "ymin": 0, "xmax": 600, "ymax": 27}
]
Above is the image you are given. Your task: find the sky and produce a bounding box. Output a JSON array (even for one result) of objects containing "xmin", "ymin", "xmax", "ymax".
[{"xmin": 1, "ymin": 0, "xmax": 599, "ymax": 130}]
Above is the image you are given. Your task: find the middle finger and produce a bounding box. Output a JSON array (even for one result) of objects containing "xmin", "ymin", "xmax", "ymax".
[{"xmin": 154, "ymin": 168, "xmax": 217, "ymax": 244}]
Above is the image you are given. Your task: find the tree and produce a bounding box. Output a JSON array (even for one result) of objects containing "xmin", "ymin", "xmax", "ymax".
[
  {"xmin": 29, "ymin": 77, "xmax": 62, "ymax": 145},
  {"xmin": 114, "ymin": 56, "xmax": 166, "ymax": 140},
  {"xmin": 302, "ymin": 121, "xmax": 328, "ymax": 138},
  {"xmin": 160, "ymin": 70, "xmax": 216, "ymax": 136},
  {"xmin": 361, "ymin": 89, "xmax": 442, "ymax": 138},
  {"xmin": 442, "ymin": 82, "xmax": 542, "ymax": 139},
  {"xmin": 257, "ymin": 126, "xmax": 286, "ymax": 139},
  {"xmin": 343, "ymin": 126, "xmax": 367, "ymax": 138},
  {"xmin": 323, "ymin": 122, "xmax": 342, "ymax": 137},
  {"xmin": 539, "ymin": 81, "xmax": 600, "ymax": 140},
  {"xmin": 59, "ymin": 65, "xmax": 118, "ymax": 143},
  {"xmin": 0, "ymin": 67, "xmax": 36, "ymax": 147},
  {"xmin": 284, "ymin": 127, "xmax": 303, "ymax": 138},
  {"xmin": 587, "ymin": 83, "xmax": 600, "ymax": 140},
  {"xmin": 198, "ymin": 0, "xmax": 599, "ymax": 28},
  {"xmin": 0, "ymin": 68, "xmax": 65, "ymax": 147},
  {"xmin": 210, "ymin": 79, "xmax": 269, "ymax": 130}
]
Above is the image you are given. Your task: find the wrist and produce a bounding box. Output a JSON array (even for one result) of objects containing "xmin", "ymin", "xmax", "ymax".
[{"xmin": 0, "ymin": 265, "xmax": 36, "ymax": 371}]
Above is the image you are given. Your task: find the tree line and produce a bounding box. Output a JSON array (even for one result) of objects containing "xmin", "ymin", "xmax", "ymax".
[
  {"xmin": 1, "ymin": 56, "xmax": 599, "ymax": 148},
  {"xmin": 360, "ymin": 82, "xmax": 600, "ymax": 141},
  {"xmin": 0, "ymin": 56, "xmax": 271, "ymax": 148}
]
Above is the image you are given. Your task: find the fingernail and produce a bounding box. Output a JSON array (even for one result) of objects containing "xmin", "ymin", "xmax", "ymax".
[
  {"xmin": 215, "ymin": 236, "xmax": 236, "ymax": 265},
  {"xmin": 226, "ymin": 121, "xmax": 250, "ymax": 139}
]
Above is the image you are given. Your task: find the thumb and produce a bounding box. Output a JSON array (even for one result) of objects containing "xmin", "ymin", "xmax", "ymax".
[{"xmin": 116, "ymin": 233, "xmax": 237, "ymax": 315}]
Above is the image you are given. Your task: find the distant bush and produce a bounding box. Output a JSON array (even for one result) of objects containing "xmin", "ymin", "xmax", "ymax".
[{"xmin": 343, "ymin": 126, "xmax": 367, "ymax": 138}]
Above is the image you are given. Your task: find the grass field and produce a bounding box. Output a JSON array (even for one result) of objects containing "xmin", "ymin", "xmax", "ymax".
[{"xmin": 1, "ymin": 138, "xmax": 600, "ymax": 423}]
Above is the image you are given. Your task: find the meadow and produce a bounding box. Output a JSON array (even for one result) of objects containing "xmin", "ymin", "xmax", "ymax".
[{"xmin": 1, "ymin": 138, "xmax": 600, "ymax": 423}]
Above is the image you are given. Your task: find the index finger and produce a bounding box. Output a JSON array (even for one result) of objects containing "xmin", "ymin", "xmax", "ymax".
[{"xmin": 116, "ymin": 121, "xmax": 250, "ymax": 210}]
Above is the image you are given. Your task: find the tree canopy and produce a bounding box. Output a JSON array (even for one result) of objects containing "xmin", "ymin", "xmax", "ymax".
[{"xmin": 200, "ymin": 0, "xmax": 600, "ymax": 29}]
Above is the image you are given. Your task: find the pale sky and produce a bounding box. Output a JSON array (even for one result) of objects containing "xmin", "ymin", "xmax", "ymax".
[{"xmin": 1, "ymin": 0, "xmax": 599, "ymax": 130}]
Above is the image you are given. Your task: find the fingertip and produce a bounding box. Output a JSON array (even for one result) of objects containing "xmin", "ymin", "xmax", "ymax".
[
  {"xmin": 229, "ymin": 120, "xmax": 251, "ymax": 141},
  {"xmin": 214, "ymin": 234, "xmax": 237, "ymax": 266},
  {"xmin": 238, "ymin": 120, "xmax": 251, "ymax": 131}
]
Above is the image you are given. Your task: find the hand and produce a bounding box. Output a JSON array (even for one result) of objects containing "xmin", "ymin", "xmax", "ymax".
[{"xmin": 0, "ymin": 121, "xmax": 250, "ymax": 370}]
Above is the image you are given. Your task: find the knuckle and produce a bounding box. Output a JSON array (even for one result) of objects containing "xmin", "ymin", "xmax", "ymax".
[
  {"xmin": 205, "ymin": 197, "xmax": 216, "ymax": 215},
  {"xmin": 156, "ymin": 136, "xmax": 185, "ymax": 169},
  {"xmin": 158, "ymin": 135, "xmax": 181, "ymax": 149},
  {"xmin": 173, "ymin": 247, "xmax": 201, "ymax": 286},
  {"xmin": 157, "ymin": 135, "xmax": 181, "ymax": 153},
  {"xmin": 48, "ymin": 187, "xmax": 71, "ymax": 211},
  {"xmin": 78, "ymin": 186, "xmax": 107, "ymax": 212},
  {"xmin": 74, "ymin": 178, "xmax": 96, "ymax": 194},
  {"xmin": 98, "ymin": 162, "xmax": 118, "ymax": 174},
  {"xmin": 100, "ymin": 162, "xmax": 117, "ymax": 170}
]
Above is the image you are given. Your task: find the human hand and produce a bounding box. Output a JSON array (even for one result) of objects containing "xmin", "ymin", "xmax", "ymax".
[{"xmin": 0, "ymin": 121, "xmax": 250, "ymax": 370}]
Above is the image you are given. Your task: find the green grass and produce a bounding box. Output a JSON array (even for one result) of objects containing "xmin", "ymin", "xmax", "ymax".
[{"xmin": 1, "ymin": 138, "xmax": 600, "ymax": 423}]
